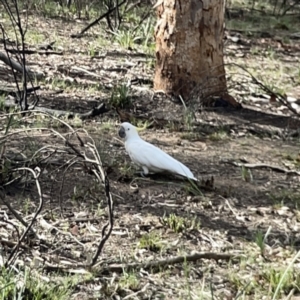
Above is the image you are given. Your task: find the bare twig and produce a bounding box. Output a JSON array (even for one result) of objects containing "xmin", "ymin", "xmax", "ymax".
[
  {"xmin": 58, "ymin": 158, "xmax": 79, "ymax": 215},
  {"xmin": 0, "ymin": 189, "xmax": 32, "ymax": 230},
  {"xmin": 123, "ymin": 283, "xmax": 150, "ymax": 300},
  {"xmin": 71, "ymin": 0, "xmax": 126, "ymax": 38},
  {"xmin": 5, "ymin": 167, "xmax": 43, "ymax": 267},
  {"xmin": 82, "ymin": 142, "xmax": 114, "ymax": 266}
]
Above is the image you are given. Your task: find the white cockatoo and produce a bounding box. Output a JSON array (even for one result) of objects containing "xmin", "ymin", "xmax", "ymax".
[{"xmin": 118, "ymin": 122, "xmax": 197, "ymax": 181}]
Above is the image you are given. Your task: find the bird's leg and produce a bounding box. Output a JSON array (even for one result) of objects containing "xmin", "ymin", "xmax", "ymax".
[{"xmin": 140, "ymin": 166, "xmax": 149, "ymax": 178}]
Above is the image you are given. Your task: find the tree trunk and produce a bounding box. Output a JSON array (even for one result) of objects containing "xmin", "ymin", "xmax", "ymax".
[{"xmin": 154, "ymin": 0, "xmax": 228, "ymax": 103}]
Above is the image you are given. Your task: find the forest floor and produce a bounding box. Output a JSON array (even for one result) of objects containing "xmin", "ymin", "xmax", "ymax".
[{"xmin": 1, "ymin": 2, "xmax": 300, "ymax": 300}]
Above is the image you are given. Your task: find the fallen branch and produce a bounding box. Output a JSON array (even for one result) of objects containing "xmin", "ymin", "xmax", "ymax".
[
  {"xmin": 99, "ymin": 251, "xmax": 235, "ymax": 273},
  {"xmin": 71, "ymin": 0, "xmax": 127, "ymax": 38},
  {"xmin": 43, "ymin": 251, "xmax": 236, "ymax": 274},
  {"xmin": 0, "ymin": 51, "xmax": 43, "ymax": 79},
  {"xmin": 221, "ymin": 160, "xmax": 300, "ymax": 176},
  {"xmin": 35, "ymin": 103, "xmax": 108, "ymax": 119},
  {"xmin": 6, "ymin": 48, "xmax": 63, "ymax": 55},
  {"xmin": 2, "ymin": 100, "xmax": 108, "ymax": 119},
  {"xmin": 0, "ymin": 86, "xmax": 41, "ymax": 103}
]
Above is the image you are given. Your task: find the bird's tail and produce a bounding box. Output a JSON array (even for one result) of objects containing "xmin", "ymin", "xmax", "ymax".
[{"xmin": 178, "ymin": 163, "xmax": 197, "ymax": 181}]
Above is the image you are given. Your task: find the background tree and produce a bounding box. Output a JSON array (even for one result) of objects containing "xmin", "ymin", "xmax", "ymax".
[{"xmin": 154, "ymin": 0, "xmax": 229, "ymax": 104}]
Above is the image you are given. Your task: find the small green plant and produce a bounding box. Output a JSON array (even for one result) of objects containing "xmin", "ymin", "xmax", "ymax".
[
  {"xmin": 184, "ymin": 180, "xmax": 204, "ymax": 196},
  {"xmin": 111, "ymin": 29, "xmax": 141, "ymax": 49},
  {"xmin": 162, "ymin": 213, "xmax": 185, "ymax": 233},
  {"xmin": 183, "ymin": 108, "xmax": 195, "ymax": 131},
  {"xmin": 98, "ymin": 122, "xmax": 113, "ymax": 132},
  {"xmin": 262, "ymin": 267, "xmax": 295, "ymax": 295},
  {"xmin": 178, "ymin": 95, "xmax": 195, "ymax": 131},
  {"xmin": 23, "ymin": 197, "xmax": 32, "ymax": 215},
  {"xmin": 268, "ymin": 189, "xmax": 300, "ymax": 209},
  {"xmin": 282, "ymin": 153, "xmax": 300, "ymax": 167},
  {"xmin": 109, "ymin": 83, "xmax": 132, "ymax": 108},
  {"xmin": 88, "ymin": 44, "xmax": 96, "ymax": 57},
  {"xmin": 71, "ymin": 185, "xmax": 86, "ymax": 203},
  {"xmin": 119, "ymin": 161, "xmax": 134, "ymax": 177},
  {"xmin": 119, "ymin": 272, "xmax": 140, "ymax": 290},
  {"xmin": 147, "ymin": 59, "xmax": 155, "ymax": 71},
  {"xmin": 255, "ymin": 230, "xmax": 265, "ymax": 254},
  {"xmin": 241, "ymin": 165, "xmax": 253, "ymax": 182},
  {"xmin": 138, "ymin": 231, "xmax": 163, "ymax": 252},
  {"xmin": 138, "ymin": 17, "xmax": 155, "ymax": 53},
  {"xmin": 208, "ymin": 129, "xmax": 228, "ymax": 141},
  {"xmin": 26, "ymin": 31, "xmax": 45, "ymax": 45},
  {"xmin": 0, "ymin": 95, "xmax": 6, "ymax": 111},
  {"xmin": 183, "ymin": 257, "xmax": 191, "ymax": 299},
  {"xmin": 162, "ymin": 213, "xmax": 200, "ymax": 233},
  {"xmin": 228, "ymin": 273, "xmax": 256, "ymax": 296},
  {"xmin": 265, "ymin": 47, "xmax": 276, "ymax": 59},
  {"xmin": 250, "ymin": 46, "xmax": 261, "ymax": 55},
  {"xmin": 0, "ymin": 267, "xmax": 72, "ymax": 299},
  {"xmin": 180, "ymin": 132, "xmax": 202, "ymax": 141}
]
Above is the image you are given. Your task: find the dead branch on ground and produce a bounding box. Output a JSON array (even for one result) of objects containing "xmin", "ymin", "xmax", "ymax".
[
  {"xmin": 6, "ymin": 48, "xmax": 62, "ymax": 56},
  {"xmin": 2, "ymin": 99, "xmax": 108, "ymax": 119},
  {"xmin": 43, "ymin": 251, "xmax": 237, "ymax": 274},
  {"xmin": 228, "ymin": 63, "xmax": 300, "ymax": 116},
  {"xmin": 0, "ymin": 51, "xmax": 43, "ymax": 79},
  {"xmin": 35, "ymin": 102, "xmax": 108, "ymax": 119},
  {"xmin": 98, "ymin": 251, "xmax": 236, "ymax": 273},
  {"xmin": 221, "ymin": 159, "xmax": 300, "ymax": 176}
]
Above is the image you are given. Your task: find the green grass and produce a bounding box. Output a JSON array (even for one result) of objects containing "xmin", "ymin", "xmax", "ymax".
[
  {"xmin": 111, "ymin": 29, "xmax": 142, "ymax": 49},
  {"xmin": 138, "ymin": 231, "xmax": 164, "ymax": 252},
  {"xmin": 268, "ymin": 189, "xmax": 300, "ymax": 209},
  {"xmin": 241, "ymin": 166, "xmax": 253, "ymax": 182},
  {"xmin": 0, "ymin": 267, "xmax": 73, "ymax": 300},
  {"xmin": 161, "ymin": 213, "xmax": 201, "ymax": 233},
  {"xmin": 119, "ymin": 271, "xmax": 140, "ymax": 290},
  {"xmin": 109, "ymin": 83, "xmax": 132, "ymax": 108},
  {"xmin": 229, "ymin": 262, "xmax": 300, "ymax": 299},
  {"xmin": 209, "ymin": 129, "xmax": 229, "ymax": 141}
]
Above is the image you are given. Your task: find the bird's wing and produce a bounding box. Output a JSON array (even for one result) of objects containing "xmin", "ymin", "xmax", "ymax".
[{"xmin": 125, "ymin": 138, "xmax": 196, "ymax": 180}]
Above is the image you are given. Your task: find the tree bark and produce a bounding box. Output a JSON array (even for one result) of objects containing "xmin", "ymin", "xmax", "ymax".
[{"xmin": 154, "ymin": 0, "xmax": 227, "ymax": 102}]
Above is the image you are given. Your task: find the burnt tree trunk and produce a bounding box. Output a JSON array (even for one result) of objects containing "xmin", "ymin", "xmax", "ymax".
[{"xmin": 154, "ymin": 0, "xmax": 230, "ymax": 104}]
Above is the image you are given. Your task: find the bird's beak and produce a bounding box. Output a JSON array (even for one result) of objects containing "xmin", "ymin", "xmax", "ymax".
[{"xmin": 118, "ymin": 126, "xmax": 126, "ymax": 138}]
